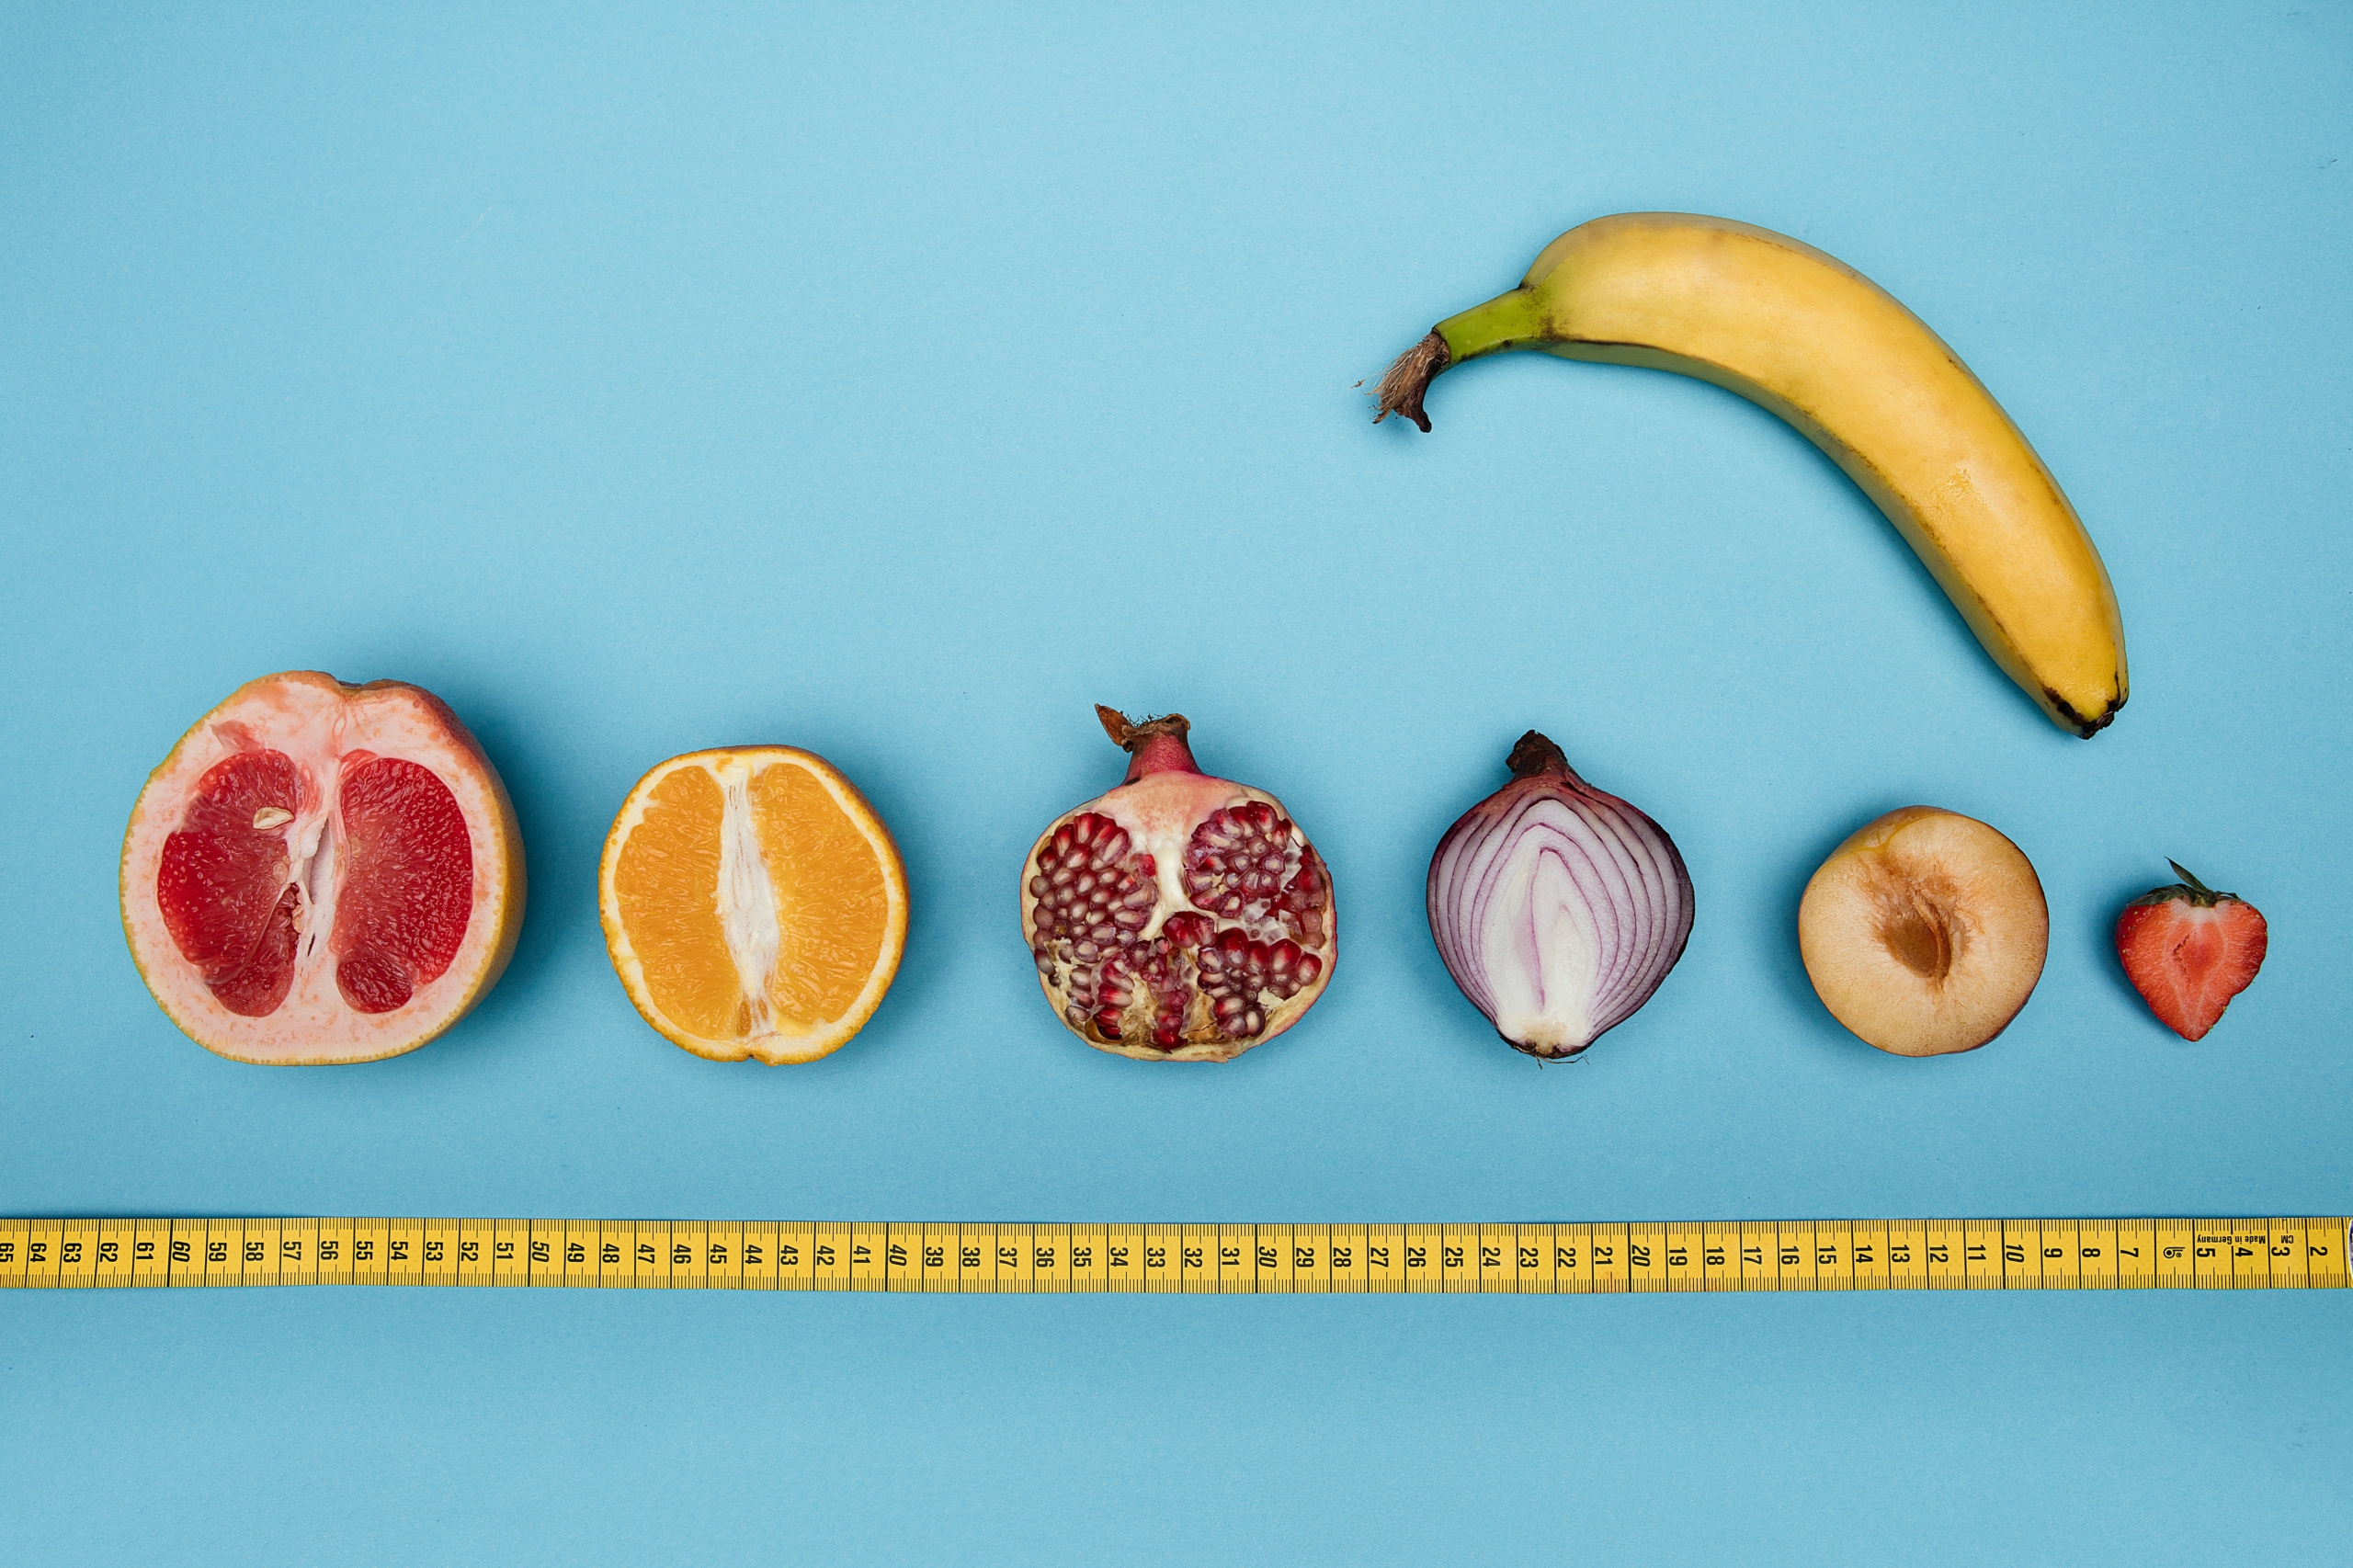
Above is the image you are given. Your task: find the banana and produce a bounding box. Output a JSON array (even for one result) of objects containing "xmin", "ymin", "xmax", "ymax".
[{"xmin": 1376, "ymin": 212, "xmax": 2127, "ymax": 737}]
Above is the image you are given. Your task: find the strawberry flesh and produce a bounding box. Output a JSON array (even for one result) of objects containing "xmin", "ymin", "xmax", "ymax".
[{"xmin": 2114, "ymin": 863, "xmax": 2267, "ymax": 1041}]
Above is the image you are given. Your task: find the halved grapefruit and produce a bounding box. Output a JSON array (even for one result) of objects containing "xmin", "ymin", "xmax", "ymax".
[
  {"xmin": 120, "ymin": 672, "xmax": 526, "ymax": 1064},
  {"xmin": 599, "ymin": 747, "xmax": 907, "ymax": 1063}
]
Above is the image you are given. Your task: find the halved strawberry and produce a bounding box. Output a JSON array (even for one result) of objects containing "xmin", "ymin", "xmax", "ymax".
[{"xmin": 2114, "ymin": 861, "xmax": 2268, "ymax": 1041}]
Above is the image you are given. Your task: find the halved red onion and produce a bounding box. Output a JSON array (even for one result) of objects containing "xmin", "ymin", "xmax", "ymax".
[{"xmin": 1427, "ymin": 732, "xmax": 1693, "ymax": 1059}]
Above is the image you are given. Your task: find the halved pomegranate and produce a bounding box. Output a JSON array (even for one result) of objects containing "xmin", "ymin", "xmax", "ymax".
[
  {"xmin": 119, "ymin": 672, "xmax": 525, "ymax": 1063},
  {"xmin": 1021, "ymin": 707, "xmax": 1336, "ymax": 1062}
]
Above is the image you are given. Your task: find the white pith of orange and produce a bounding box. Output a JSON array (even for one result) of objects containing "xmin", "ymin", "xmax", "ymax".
[{"xmin": 598, "ymin": 747, "xmax": 908, "ymax": 1064}]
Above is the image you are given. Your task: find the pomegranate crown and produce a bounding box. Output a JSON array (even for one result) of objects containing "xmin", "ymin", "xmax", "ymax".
[{"xmin": 1095, "ymin": 705, "xmax": 1199, "ymax": 782}]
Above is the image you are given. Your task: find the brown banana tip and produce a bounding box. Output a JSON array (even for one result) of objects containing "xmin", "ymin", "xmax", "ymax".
[{"xmin": 1372, "ymin": 331, "xmax": 1449, "ymax": 432}]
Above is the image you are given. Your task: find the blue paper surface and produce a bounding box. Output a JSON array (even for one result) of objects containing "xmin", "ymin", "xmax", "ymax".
[{"xmin": 4, "ymin": 4, "xmax": 2348, "ymax": 1562}]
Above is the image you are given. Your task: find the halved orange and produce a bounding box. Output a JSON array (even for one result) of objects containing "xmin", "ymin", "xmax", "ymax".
[{"xmin": 598, "ymin": 748, "xmax": 908, "ymax": 1063}]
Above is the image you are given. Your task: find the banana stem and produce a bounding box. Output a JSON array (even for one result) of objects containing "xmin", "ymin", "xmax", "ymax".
[
  {"xmin": 1372, "ymin": 333, "xmax": 1449, "ymax": 430},
  {"xmin": 1373, "ymin": 288, "xmax": 1550, "ymax": 431}
]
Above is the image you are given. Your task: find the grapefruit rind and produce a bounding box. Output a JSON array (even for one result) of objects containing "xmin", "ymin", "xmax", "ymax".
[
  {"xmin": 597, "ymin": 747, "xmax": 909, "ymax": 1065},
  {"xmin": 119, "ymin": 672, "xmax": 526, "ymax": 1065}
]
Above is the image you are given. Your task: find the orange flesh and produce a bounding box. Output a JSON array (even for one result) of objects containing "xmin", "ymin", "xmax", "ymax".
[
  {"xmin": 611, "ymin": 759, "xmax": 892, "ymax": 1043},
  {"xmin": 613, "ymin": 765, "xmax": 739, "ymax": 1040},
  {"xmin": 750, "ymin": 762, "xmax": 887, "ymax": 1027}
]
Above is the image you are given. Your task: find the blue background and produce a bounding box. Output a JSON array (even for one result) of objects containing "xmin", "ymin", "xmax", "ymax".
[{"xmin": 5, "ymin": 4, "xmax": 2349, "ymax": 1562}]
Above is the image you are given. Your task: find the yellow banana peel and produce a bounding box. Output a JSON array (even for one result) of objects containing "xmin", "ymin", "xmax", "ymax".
[{"xmin": 1379, "ymin": 212, "xmax": 2127, "ymax": 737}]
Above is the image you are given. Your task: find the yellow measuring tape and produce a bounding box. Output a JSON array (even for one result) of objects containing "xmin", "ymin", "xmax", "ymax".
[{"xmin": 4, "ymin": 1217, "xmax": 2348, "ymax": 1292}]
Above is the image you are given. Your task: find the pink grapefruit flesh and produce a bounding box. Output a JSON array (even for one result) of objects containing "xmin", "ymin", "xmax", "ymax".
[{"xmin": 122, "ymin": 672, "xmax": 526, "ymax": 1063}]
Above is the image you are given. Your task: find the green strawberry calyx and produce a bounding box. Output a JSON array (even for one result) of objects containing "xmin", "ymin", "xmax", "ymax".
[{"xmin": 2129, "ymin": 860, "xmax": 2242, "ymax": 910}]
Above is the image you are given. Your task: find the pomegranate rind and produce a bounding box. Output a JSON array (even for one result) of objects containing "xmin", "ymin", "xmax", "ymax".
[
  {"xmin": 1019, "ymin": 771, "xmax": 1337, "ymax": 1063},
  {"xmin": 597, "ymin": 747, "xmax": 910, "ymax": 1064},
  {"xmin": 119, "ymin": 672, "xmax": 526, "ymax": 1065}
]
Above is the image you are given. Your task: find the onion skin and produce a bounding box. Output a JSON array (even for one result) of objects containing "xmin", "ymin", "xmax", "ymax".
[{"xmin": 1427, "ymin": 732, "xmax": 1694, "ymax": 1059}]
